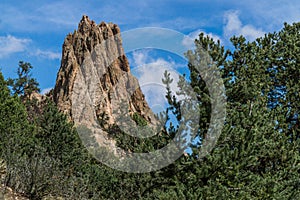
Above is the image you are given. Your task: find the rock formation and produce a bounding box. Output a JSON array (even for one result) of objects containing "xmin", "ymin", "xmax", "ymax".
[
  {"xmin": 53, "ymin": 16, "xmax": 159, "ymax": 153},
  {"xmin": 53, "ymin": 15, "xmax": 157, "ymax": 125}
]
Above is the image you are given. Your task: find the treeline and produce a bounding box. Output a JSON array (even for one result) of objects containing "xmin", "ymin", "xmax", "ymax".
[{"xmin": 0, "ymin": 22, "xmax": 300, "ymax": 199}]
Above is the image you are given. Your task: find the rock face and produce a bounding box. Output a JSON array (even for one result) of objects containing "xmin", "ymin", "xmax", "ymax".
[{"xmin": 53, "ymin": 15, "xmax": 157, "ymax": 137}]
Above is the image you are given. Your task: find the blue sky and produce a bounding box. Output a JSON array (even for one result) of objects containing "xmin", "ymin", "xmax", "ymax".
[{"xmin": 1, "ymin": 0, "xmax": 300, "ymax": 97}]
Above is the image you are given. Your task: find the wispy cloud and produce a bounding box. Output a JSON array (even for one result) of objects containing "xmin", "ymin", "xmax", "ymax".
[
  {"xmin": 148, "ymin": 17, "xmax": 207, "ymax": 32},
  {"xmin": 0, "ymin": 35, "xmax": 31, "ymax": 58},
  {"xmin": 182, "ymin": 29, "xmax": 222, "ymax": 49},
  {"xmin": 0, "ymin": 2, "xmax": 82, "ymax": 33},
  {"xmin": 0, "ymin": 33, "xmax": 60, "ymax": 60},
  {"xmin": 229, "ymin": 1, "xmax": 300, "ymax": 31},
  {"xmin": 223, "ymin": 10, "xmax": 265, "ymax": 41},
  {"xmin": 36, "ymin": 2, "xmax": 81, "ymax": 27},
  {"xmin": 34, "ymin": 49, "xmax": 61, "ymax": 60}
]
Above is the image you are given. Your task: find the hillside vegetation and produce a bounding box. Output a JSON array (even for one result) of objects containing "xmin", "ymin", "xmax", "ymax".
[{"xmin": 0, "ymin": 22, "xmax": 299, "ymax": 199}]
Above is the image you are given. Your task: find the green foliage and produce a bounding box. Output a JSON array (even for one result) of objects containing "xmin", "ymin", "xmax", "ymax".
[
  {"xmin": 1, "ymin": 21, "xmax": 300, "ymax": 199},
  {"xmin": 35, "ymin": 99, "xmax": 83, "ymax": 164},
  {"xmin": 132, "ymin": 112, "xmax": 148, "ymax": 127},
  {"xmin": 7, "ymin": 61, "xmax": 40, "ymax": 97},
  {"xmin": 109, "ymin": 123, "xmax": 172, "ymax": 153},
  {"xmin": 157, "ymin": 22, "xmax": 300, "ymax": 199}
]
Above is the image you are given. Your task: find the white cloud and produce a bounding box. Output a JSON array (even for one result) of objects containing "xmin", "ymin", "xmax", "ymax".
[
  {"xmin": 131, "ymin": 51, "xmax": 182, "ymax": 113},
  {"xmin": 0, "ymin": 2, "xmax": 81, "ymax": 33},
  {"xmin": 133, "ymin": 49, "xmax": 149, "ymax": 67},
  {"xmin": 41, "ymin": 87, "xmax": 52, "ymax": 95},
  {"xmin": 0, "ymin": 35, "xmax": 60, "ymax": 60},
  {"xmin": 34, "ymin": 49, "xmax": 61, "ymax": 60},
  {"xmin": 149, "ymin": 17, "xmax": 206, "ymax": 32},
  {"xmin": 0, "ymin": 35, "xmax": 31, "ymax": 58},
  {"xmin": 229, "ymin": 1, "xmax": 300, "ymax": 31},
  {"xmin": 36, "ymin": 2, "xmax": 80, "ymax": 27},
  {"xmin": 182, "ymin": 29, "xmax": 222, "ymax": 49},
  {"xmin": 223, "ymin": 11, "xmax": 265, "ymax": 41}
]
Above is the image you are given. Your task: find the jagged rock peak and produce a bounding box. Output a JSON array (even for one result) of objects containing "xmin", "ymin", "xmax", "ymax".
[
  {"xmin": 77, "ymin": 15, "xmax": 120, "ymax": 36},
  {"xmin": 62, "ymin": 15, "xmax": 124, "ymax": 67},
  {"xmin": 53, "ymin": 15, "xmax": 158, "ymax": 131}
]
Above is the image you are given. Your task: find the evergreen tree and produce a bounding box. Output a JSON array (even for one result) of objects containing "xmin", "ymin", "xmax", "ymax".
[
  {"xmin": 158, "ymin": 23, "xmax": 300, "ymax": 199},
  {"xmin": 7, "ymin": 61, "xmax": 40, "ymax": 97},
  {"xmin": 1, "ymin": 22, "xmax": 300, "ymax": 199}
]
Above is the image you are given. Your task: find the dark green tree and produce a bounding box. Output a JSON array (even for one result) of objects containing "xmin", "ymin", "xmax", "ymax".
[
  {"xmin": 7, "ymin": 61, "xmax": 40, "ymax": 97},
  {"xmin": 1, "ymin": 21, "xmax": 300, "ymax": 199},
  {"xmin": 156, "ymin": 23, "xmax": 300, "ymax": 199}
]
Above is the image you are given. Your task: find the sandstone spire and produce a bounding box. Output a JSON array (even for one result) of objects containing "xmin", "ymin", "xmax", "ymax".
[{"xmin": 53, "ymin": 15, "xmax": 157, "ymax": 130}]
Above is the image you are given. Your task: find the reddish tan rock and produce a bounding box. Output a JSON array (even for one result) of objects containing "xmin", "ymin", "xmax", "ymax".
[{"xmin": 53, "ymin": 16, "xmax": 160, "ymax": 156}]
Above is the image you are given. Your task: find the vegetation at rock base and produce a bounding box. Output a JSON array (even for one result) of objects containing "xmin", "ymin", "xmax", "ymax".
[{"xmin": 0, "ymin": 22, "xmax": 299, "ymax": 199}]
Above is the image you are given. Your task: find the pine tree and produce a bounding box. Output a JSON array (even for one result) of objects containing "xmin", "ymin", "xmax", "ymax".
[
  {"xmin": 7, "ymin": 61, "xmax": 40, "ymax": 97},
  {"xmin": 159, "ymin": 23, "xmax": 300, "ymax": 199}
]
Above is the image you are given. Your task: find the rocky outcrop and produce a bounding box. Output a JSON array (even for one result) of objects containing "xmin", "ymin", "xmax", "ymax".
[{"xmin": 53, "ymin": 16, "xmax": 158, "ymax": 141}]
